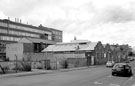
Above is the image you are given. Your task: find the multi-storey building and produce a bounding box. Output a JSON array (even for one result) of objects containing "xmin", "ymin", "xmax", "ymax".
[
  {"xmin": 0, "ymin": 19, "xmax": 62, "ymax": 60},
  {"xmin": 38, "ymin": 25, "xmax": 62, "ymax": 42}
]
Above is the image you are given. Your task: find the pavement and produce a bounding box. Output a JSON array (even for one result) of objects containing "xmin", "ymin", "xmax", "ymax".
[{"xmin": 0, "ymin": 66, "xmax": 95, "ymax": 79}]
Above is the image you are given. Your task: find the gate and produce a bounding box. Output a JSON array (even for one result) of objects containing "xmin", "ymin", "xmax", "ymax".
[{"xmin": 85, "ymin": 52, "xmax": 94, "ymax": 66}]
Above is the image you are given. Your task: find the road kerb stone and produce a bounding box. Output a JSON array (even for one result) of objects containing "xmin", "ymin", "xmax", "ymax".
[{"xmin": 0, "ymin": 66, "xmax": 94, "ymax": 78}]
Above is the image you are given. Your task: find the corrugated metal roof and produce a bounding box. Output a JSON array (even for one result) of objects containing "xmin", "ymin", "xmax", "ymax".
[
  {"xmin": 42, "ymin": 41, "xmax": 97, "ymax": 52},
  {"xmin": 57, "ymin": 40, "xmax": 90, "ymax": 44}
]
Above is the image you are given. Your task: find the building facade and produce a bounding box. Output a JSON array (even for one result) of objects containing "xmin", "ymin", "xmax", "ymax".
[
  {"xmin": 42, "ymin": 40, "xmax": 105, "ymax": 68},
  {"xmin": 94, "ymin": 41, "xmax": 106, "ymax": 65},
  {"xmin": 104, "ymin": 44, "xmax": 129, "ymax": 63},
  {"xmin": 0, "ymin": 19, "xmax": 62, "ymax": 60}
]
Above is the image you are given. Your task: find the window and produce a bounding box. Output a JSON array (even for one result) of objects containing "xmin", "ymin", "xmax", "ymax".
[
  {"xmin": 0, "ymin": 22, "xmax": 8, "ymax": 27},
  {"xmin": 0, "ymin": 36, "xmax": 21, "ymax": 41},
  {"xmin": 0, "ymin": 22, "xmax": 54, "ymax": 35},
  {"xmin": 0, "ymin": 29, "xmax": 7, "ymax": 34},
  {"xmin": 48, "ymin": 35, "xmax": 52, "ymax": 40}
]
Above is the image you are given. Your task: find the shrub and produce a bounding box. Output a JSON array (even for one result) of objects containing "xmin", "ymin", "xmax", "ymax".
[
  {"xmin": 61, "ymin": 60, "xmax": 68, "ymax": 69},
  {"xmin": 21, "ymin": 57, "xmax": 32, "ymax": 71},
  {"xmin": 0, "ymin": 65, "xmax": 9, "ymax": 74},
  {"xmin": 36, "ymin": 62, "xmax": 43, "ymax": 69},
  {"xmin": 22, "ymin": 64, "xmax": 31, "ymax": 71},
  {"xmin": 21, "ymin": 60, "xmax": 31, "ymax": 71},
  {"xmin": 46, "ymin": 66, "xmax": 51, "ymax": 70}
]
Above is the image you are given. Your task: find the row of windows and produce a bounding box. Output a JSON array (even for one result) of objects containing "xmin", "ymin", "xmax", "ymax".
[
  {"xmin": 0, "ymin": 35, "xmax": 57, "ymax": 43},
  {"xmin": 0, "ymin": 29, "xmax": 63, "ymax": 42},
  {"xmin": 0, "ymin": 28, "xmax": 62, "ymax": 41},
  {"xmin": 0, "ymin": 22, "xmax": 52, "ymax": 35},
  {"xmin": 55, "ymin": 36, "xmax": 62, "ymax": 40},
  {"xmin": 0, "ymin": 28, "xmax": 40, "ymax": 38},
  {"xmin": 52, "ymin": 31, "xmax": 62, "ymax": 36},
  {"xmin": 0, "ymin": 28, "xmax": 7, "ymax": 33},
  {"xmin": 0, "ymin": 36, "xmax": 21, "ymax": 41},
  {"xmin": 0, "ymin": 22, "xmax": 63, "ymax": 41},
  {"xmin": 0, "ymin": 22, "xmax": 8, "ymax": 27},
  {"xmin": 9, "ymin": 30, "xmax": 40, "ymax": 38}
]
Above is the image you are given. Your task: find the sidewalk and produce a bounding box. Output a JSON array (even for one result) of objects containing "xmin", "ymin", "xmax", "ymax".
[{"xmin": 0, "ymin": 66, "xmax": 95, "ymax": 79}]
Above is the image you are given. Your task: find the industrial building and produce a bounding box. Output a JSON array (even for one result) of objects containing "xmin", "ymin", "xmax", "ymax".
[
  {"xmin": 0, "ymin": 18, "xmax": 62, "ymax": 60},
  {"xmin": 42, "ymin": 40, "xmax": 106, "ymax": 68}
]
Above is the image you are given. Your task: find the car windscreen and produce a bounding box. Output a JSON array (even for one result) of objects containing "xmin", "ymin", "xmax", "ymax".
[{"xmin": 115, "ymin": 64, "xmax": 129, "ymax": 68}]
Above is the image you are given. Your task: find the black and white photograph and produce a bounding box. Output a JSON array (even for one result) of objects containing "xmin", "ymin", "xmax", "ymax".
[{"xmin": 0, "ymin": 0, "xmax": 135, "ymax": 86}]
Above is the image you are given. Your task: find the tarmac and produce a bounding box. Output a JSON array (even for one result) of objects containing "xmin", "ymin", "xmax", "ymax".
[{"xmin": 0, "ymin": 66, "xmax": 95, "ymax": 79}]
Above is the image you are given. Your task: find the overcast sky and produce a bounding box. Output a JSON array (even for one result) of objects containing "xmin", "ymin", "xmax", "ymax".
[{"xmin": 0, "ymin": 0, "xmax": 135, "ymax": 46}]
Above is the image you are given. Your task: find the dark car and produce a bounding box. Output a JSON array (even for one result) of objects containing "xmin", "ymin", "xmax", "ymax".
[{"xmin": 112, "ymin": 63, "xmax": 132, "ymax": 76}]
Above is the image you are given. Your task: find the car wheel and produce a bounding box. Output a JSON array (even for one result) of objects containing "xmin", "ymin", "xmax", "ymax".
[{"xmin": 129, "ymin": 71, "xmax": 133, "ymax": 76}]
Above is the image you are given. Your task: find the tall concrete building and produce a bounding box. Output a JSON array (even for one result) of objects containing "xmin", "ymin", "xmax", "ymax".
[{"xmin": 0, "ymin": 19, "xmax": 62, "ymax": 60}]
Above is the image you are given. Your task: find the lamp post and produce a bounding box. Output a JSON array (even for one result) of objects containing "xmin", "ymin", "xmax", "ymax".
[
  {"xmin": 108, "ymin": 51, "xmax": 111, "ymax": 61},
  {"xmin": 45, "ymin": 43, "xmax": 48, "ymax": 69},
  {"xmin": 55, "ymin": 56, "xmax": 57, "ymax": 69}
]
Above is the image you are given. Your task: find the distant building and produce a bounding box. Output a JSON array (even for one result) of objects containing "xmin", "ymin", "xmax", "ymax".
[
  {"xmin": 110, "ymin": 44, "xmax": 129, "ymax": 63},
  {"xmin": 104, "ymin": 44, "xmax": 129, "ymax": 63},
  {"xmin": 0, "ymin": 19, "xmax": 62, "ymax": 60}
]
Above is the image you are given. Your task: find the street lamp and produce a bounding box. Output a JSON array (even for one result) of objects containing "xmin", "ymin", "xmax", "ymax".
[
  {"xmin": 108, "ymin": 51, "xmax": 111, "ymax": 61},
  {"xmin": 44, "ymin": 43, "xmax": 48, "ymax": 69}
]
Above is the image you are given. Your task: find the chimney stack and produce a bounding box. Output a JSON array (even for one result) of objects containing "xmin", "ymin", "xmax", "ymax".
[
  {"xmin": 20, "ymin": 19, "xmax": 21, "ymax": 23},
  {"xmin": 8, "ymin": 17, "xmax": 10, "ymax": 20},
  {"xmin": 15, "ymin": 18, "xmax": 16, "ymax": 22}
]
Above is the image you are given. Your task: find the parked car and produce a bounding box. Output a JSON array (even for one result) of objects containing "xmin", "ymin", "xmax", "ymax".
[
  {"xmin": 106, "ymin": 61, "xmax": 115, "ymax": 67},
  {"xmin": 112, "ymin": 63, "xmax": 132, "ymax": 76}
]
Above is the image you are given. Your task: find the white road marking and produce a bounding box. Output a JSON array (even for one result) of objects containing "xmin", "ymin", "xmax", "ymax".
[
  {"xmin": 109, "ymin": 84, "xmax": 120, "ymax": 86},
  {"xmin": 94, "ymin": 81, "xmax": 103, "ymax": 85}
]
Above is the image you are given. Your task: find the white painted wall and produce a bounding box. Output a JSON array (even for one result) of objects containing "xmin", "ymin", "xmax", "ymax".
[{"xmin": 6, "ymin": 43, "xmax": 24, "ymax": 61}]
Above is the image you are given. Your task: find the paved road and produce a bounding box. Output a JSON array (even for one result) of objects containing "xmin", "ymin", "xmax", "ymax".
[{"xmin": 0, "ymin": 62, "xmax": 135, "ymax": 86}]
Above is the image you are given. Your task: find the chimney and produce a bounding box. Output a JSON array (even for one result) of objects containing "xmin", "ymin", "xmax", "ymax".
[
  {"xmin": 15, "ymin": 18, "xmax": 16, "ymax": 22},
  {"xmin": 8, "ymin": 17, "xmax": 10, "ymax": 20},
  {"xmin": 74, "ymin": 36, "xmax": 77, "ymax": 40},
  {"xmin": 20, "ymin": 19, "xmax": 21, "ymax": 23}
]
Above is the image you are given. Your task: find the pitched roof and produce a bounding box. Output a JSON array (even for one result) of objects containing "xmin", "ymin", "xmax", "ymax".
[
  {"xmin": 56, "ymin": 40, "xmax": 90, "ymax": 44},
  {"xmin": 42, "ymin": 41, "xmax": 97, "ymax": 52}
]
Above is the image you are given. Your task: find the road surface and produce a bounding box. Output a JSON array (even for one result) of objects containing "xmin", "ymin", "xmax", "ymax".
[{"xmin": 0, "ymin": 62, "xmax": 135, "ymax": 86}]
